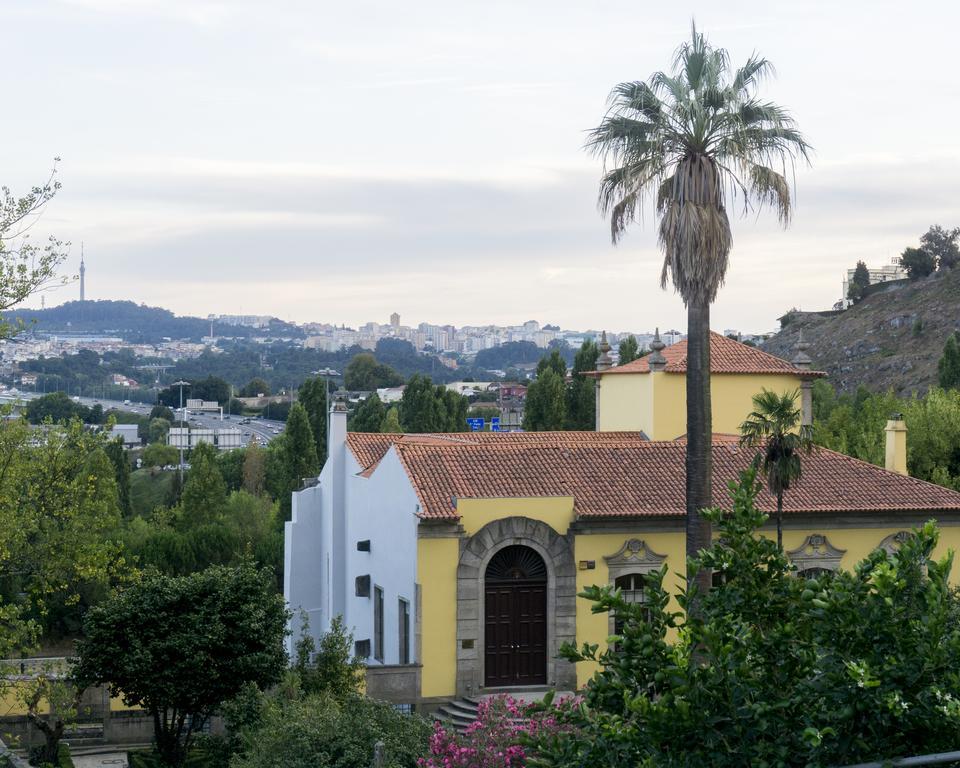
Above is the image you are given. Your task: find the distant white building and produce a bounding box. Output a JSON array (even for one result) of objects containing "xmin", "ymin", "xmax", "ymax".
[
  {"xmin": 841, "ymin": 257, "xmax": 907, "ymax": 308},
  {"xmin": 110, "ymin": 424, "xmax": 140, "ymax": 447}
]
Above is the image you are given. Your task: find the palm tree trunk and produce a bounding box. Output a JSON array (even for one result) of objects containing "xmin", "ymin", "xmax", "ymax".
[
  {"xmin": 685, "ymin": 299, "xmax": 713, "ymax": 608},
  {"xmin": 777, "ymin": 490, "xmax": 784, "ymax": 551}
]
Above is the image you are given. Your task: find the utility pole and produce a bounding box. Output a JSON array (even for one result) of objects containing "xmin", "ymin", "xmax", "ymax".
[{"xmin": 312, "ymin": 368, "xmax": 340, "ymax": 454}]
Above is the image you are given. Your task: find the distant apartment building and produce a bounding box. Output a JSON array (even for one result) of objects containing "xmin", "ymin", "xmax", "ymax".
[
  {"xmin": 209, "ymin": 314, "xmax": 273, "ymax": 329},
  {"xmin": 841, "ymin": 257, "xmax": 907, "ymax": 308}
]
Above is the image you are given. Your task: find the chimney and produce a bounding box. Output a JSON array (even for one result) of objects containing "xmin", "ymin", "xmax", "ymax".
[
  {"xmin": 884, "ymin": 415, "xmax": 908, "ymax": 475},
  {"xmin": 792, "ymin": 330, "xmax": 813, "ymax": 426}
]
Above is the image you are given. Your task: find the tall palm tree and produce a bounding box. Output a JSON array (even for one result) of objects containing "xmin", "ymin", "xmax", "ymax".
[
  {"xmin": 588, "ymin": 23, "xmax": 809, "ymax": 596},
  {"xmin": 739, "ymin": 389, "xmax": 814, "ymax": 551}
]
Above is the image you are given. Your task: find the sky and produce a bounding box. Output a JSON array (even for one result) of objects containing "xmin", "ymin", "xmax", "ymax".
[{"xmin": 3, "ymin": 0, "xmax": 959, "ymax": 334}]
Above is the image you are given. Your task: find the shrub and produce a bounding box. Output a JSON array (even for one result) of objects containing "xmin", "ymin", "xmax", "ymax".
[{"xmin": 528, "ymin": 470, "xmax": 960, "ymax": 767}]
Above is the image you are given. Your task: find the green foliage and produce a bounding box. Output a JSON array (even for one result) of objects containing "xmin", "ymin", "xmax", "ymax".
[
  {"xmin": 900, "ymin": 246, "xmax": 936, "ymax": 280},
  {"xmin": 239, "ymin": 378, "xmax": 271, "ymax": 398},
  {"xmin": 150, "ymin": 405, "xmax": 174, "ymax": 421},
  {"xmin": 74, "ymin": 564, "xmax": 288, "ymax": 768},
  {"xmin": 129, "ymin": 468, "xmax": 176, "ymax": 516},
  {"xmin": 523, "ymin": 368, "xmax": 566, "ymax": 431},
  {"xmin": 231, "ymin": 689, "xmax": 430, "ymax": 768},
  {"xmin": 147, "ymin": 417, "xmax": 170, "ymax": 444},
  {"xmin": 532, "ymin": 472, "xmax": 960, "ymax": 767},
  {"xmin": 921, "ymin": 224, "xmax": 960, "ymax": 271},
  {"xmin": 474, "ymin": 341, "xmax": 544, "ymax": 371},
  {"xmin": 215, "ymin": 447, "xmax": 245, "ymax": 493},
  {"xmin": 297, "ymin": 376, "xmax": 329, "ymax": 465},
  {"xmin": 242, "ymin": 442, "xmax": 266, "ymax": 496},
  {"xmin": 180, "ymin": 443, "xmax": 228, "ymax": 525},
  {"xmin": 344, "ymin": 353, "xmax": 403, "ymax": 391},
  {"xmin": 0, "ymin": 164, "xmax": 69, "ymax": 340},
  {"xmin": 0, "ymin": 419, "xmax": 125, "ymax": 646},
  {"xmin": 566, "ymin": 341, "xmax": 598, "ymax": 430},
  {"xmin": 349, "ymin": 394, "xmax": 386, "ymax": 432},
  {"xmin": 25, "ymin": 392, "xmax": 88, "ymax": 424},
  {"xmin": 380, "ymin": 407, "xmax": 402, "ymax": 433},
  {"xmin": 105, "ymin": 437, "xmax": 133, "ymax": 517},
  {"xmin": 739, "ymin": 389, "xmax": 813, "ymax": 548},
  {"xmin": 847, "ymin": 260, "xmax": 870, "ymax": 303},
  {"xmin": 267, "ymin": 403, "xmax": 319, "ymax": 521},
  {"xmin": 294, "ymin": 616, "xmax": 365, "ymax": 698},
  {"xmin": 399, "ymin": 375, "xmax": 468, "ymax": 433},
  {"xmin": 938, "ymin": 331, "xmax": 960, "ymax": 390},
  {"xmin": 617, "ymin": 335, "xmax": 641, "ymax": 364}
]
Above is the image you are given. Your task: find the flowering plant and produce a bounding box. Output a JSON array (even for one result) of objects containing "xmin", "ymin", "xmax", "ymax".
[{"xmin": 419, "ymin": 694, "xmax": 576, "ymax": 768}]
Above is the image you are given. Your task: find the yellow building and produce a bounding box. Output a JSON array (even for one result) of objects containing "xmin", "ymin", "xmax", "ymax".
[
  {"xmin": 589, "ymin": 330, "xmax": 824, "ymax": 437},
  {"xmin": 284, "ymin": 337, "xmax": 960, "ymax": 711}
]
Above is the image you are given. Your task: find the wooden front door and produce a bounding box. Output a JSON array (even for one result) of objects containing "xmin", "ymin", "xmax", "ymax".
[{"xmin": 484, "ymin": 546, "xmax": 547, "ymax": 687}]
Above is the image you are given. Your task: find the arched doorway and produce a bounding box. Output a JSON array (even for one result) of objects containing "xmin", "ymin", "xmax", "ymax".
[{"xmin": 484, "ymin": 545, "xmax": 547, "ymax": 687}]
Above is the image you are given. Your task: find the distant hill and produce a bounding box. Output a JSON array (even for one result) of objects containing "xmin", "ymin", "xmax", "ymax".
[
  {"xmin": 8, "ymin": 300, "xmax": 303, "ymax": 343},
  {"xmin": 762, "ymin": 269, "xmax": 960, "ymax": 395}
]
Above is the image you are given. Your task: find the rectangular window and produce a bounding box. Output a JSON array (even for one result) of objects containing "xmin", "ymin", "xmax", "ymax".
[
  {"xmin": 398, "ymin": 598, "xmax": 410, "ymax": 665},
  {"xmin": 374, "ymin": 586, "xmax": 384, "ymax": 662}
]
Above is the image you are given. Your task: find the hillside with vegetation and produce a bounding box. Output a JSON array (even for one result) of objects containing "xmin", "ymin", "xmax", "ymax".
[
  {"xmin": 763, "ymin": 267, "xmax": 960, "ymax": 395},
  {"xmin": 10, "ymin": 300, "xmax": 303, "ymax": 342}
]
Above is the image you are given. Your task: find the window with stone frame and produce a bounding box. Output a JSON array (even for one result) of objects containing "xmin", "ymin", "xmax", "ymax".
[
  {"xmin": 787, "ymin": 534, "xmax": 846, "ymax": 577},
  {"xmin": 603, "ymin": 539, "xmax": 667, "ymax": 637},
  {"xmin": 613, "ymin": 572, "xmax": 650, "ymax": 634}
]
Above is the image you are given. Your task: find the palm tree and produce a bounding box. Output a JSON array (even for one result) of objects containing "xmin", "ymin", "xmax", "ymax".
[
  {"xmin": 739, "ymin": 389, "xmax": 814, "ymax": 551},
  {"xmin": 587, "ymin": 23, "xmax": 809, "ymax": 596}
]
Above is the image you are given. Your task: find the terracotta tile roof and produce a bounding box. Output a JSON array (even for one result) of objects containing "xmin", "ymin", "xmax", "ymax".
[
  {"xmin": 590, "ymin": 332, "xmax": 826, "ymax": 377},
  {"xmin": 346, "ymin": 431, "xmax": 960, "ymax": 521}
]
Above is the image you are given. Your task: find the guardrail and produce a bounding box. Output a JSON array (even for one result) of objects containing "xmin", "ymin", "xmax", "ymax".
[{"xmin": 839, "ymin": 752, "xmax": 960, "ymax": 767}]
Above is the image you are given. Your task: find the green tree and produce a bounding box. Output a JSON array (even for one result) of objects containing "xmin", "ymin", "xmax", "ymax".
[
  {"xmin": 523, "ymin": 368, "xmax": 567, "ymax": 431},
  {"xmin": 739, "ymin": 389, "xmax": 813, "ymax": 550},
  {"xmin": 938, "ymin": 331, "xmax": 960, "ymax": 390},
  {"xmin": 587, "ymin": 23, "xmax": 809, "ymax": 596},
  {"xmin": 900, "ymin": 246, "xmax": 935, "ymax": 280},
  {"xmin": 239, "ymin": 377, "xmax": 271, "ymax": 397},
  {"xmin": 25, "ymin": 391, "xmax": 86, "ymax": 424},
  {"xmin": 343, "ymin": 353, "xmax": 403, "ymax": 391},
  {"xmin": 566, "ymin": 340, "xmax": 598, "ymax": 430},
  {"xmin": 272, "ymin": 403, "xmax": 320, "ymax": 521},
  {"xmin": 380, "ymin": 407, "xmax": 402, "ymax": 433},
  {"xmin": 294, "ymin": 616, "xmax": 365, "ymax": 698},
  {"xmin": 180, "ymin": 442, "xmax": 228, "ymax": 524},
  {"xmin": 921, "ymin": 224, "xmax": 960, "ymax": 271},
  {"xmin": 150, "ymin": 404, "xmax": 174, "ymax": 421},
  {"xmin": 0, "ymin": 163, "xmax": 69, "ymax": 339},
  {"xmin": 142, "ymin": 442, "xmax": 178, "ymax": 468},
  {"xmin": 438, "ymin": 386, "xmax": 468, "ymax": 432},
  {"xmin": 400, "ymin": 374, "xmax": 442, "ymax": 432},
  {"xmin": 147, "ymin": 416, "xmax": 170, "ymax": 444},
  {"xmin": 618, "ymin": 334, "xmax": 641, "ymax": 364},
  {"xmin": 73, "ymin": 565, "xmax": 288, "ymax": 768},
  {"xmin": 537, "ymin": 349, "xmax": 567, "ymax": 378},
  {"xmin": 105, "ymin": 437, "xmax": 132, "ymax": 517},
  {"xmin": 297, "ymin": 376, "xmax": 329, "ymax": 465},
  {"xmin": 348, "ymin": 393, "xmax": 386, "ymax": 432},
  {"xmin": 847, "ymin": 260, "xmax": 870, "ymax": 303},
  {"xmin": 242, "ymin": 441, "xmax": 267, "ymax": 496},
  {"xmin": 190, "ymin": 375, "xmax": 231, "ymax": 405}
]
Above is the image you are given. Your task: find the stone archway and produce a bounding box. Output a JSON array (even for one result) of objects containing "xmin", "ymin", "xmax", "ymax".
[{"xmin": 455, "ymin": 517, "xmax": 577, "ymax": 696}]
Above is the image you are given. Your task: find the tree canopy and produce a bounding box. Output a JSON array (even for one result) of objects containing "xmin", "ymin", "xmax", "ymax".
[
  {"xmin": 73, "ymin": 564, "xmax": 288, "ymax": 767},
  {"xmin": 900, "ymin": 246, "xmax": 936, "ymax": 280},
  {"xmin": 618, "ymin": 335, "xmax": 641, "ymax": 364},
  {"xmin": 847, "ymin": 260, "xmax": 870, "ymax": 303},
  {"xmin": 938, "ymin": 332, "xmax": 960, "ymax": 391},
  {"xmin": 343, "ymin": 353, "xmax": 403, "ymax": 391},
  {"xmin": 921, "ymin": 224, "xmax": 960, "ymax": 271}
]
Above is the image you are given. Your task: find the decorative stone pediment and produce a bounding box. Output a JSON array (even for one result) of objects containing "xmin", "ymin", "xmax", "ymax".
[
  {"xmin": 787, "ymin": 534, "xmax": 846, "ymax": 573},
  {"xmin": 604, "ymin": 539, "xmax": 667, "ymax": 578},
  {"xmin": 879, "ymin": 530, "xmax": 912, "ymax": 554}
]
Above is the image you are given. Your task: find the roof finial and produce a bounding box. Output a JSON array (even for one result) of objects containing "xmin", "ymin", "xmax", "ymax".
[
  {"xmin": 792, "ymin": 328, "xmax": 812, "ymax": 371},
  {"xmin": 648, "ymin": 327, "xmax": 667, "ymax": 372},
  {"xmin": 596, "ymin": 331, "xmax": 612, "ymax": 372}
]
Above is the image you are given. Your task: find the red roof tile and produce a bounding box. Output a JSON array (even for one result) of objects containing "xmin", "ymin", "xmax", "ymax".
[
  {"xmin": 591, "ymin": 332, "xmax": 825, "ymax": 377},
  {"xmin": 346, "ymin": 431, "xmax": 960, "ymax": 521}
]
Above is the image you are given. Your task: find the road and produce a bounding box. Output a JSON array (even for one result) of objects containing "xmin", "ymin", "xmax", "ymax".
[{"xmin": 0, "ymin": 390, "xmax": 286, "ymax": 445}]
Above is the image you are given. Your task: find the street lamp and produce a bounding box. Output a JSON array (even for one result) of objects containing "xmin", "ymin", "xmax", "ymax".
[
  {"xmin": 172, "ymin": 380, "xmax": 190, "ymax": 482},
  {"xmin": 312, "ymin": 368, "xmax": 340, "ymax": 453}
]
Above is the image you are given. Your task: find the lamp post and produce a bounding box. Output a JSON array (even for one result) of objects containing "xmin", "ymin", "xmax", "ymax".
[
  {"xmin": 172, "ymin": 379, "xmax": 190, "ymax": 482},
  {"xmin": 312, "ymin": 368, "xmax": 340, "ymax": 455}
]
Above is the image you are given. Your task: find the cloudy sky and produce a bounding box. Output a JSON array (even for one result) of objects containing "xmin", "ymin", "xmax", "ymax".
[{"xmin": 4, "ymin": 0, "xmax": 958, "ymax": 334}]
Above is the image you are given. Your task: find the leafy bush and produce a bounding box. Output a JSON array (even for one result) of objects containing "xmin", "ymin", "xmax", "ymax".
[
  {"xmin": 528, "ymin": 471, "xmax": 960, "ymax": 767},
  {"xmin": 232, "ymin": 689, "xmax": 430, "ymax": 768}
]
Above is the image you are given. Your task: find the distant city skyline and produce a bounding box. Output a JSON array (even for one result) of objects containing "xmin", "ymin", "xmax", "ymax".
[{"xmin": 5, "ymin": 1, "xmax": 959, "ymax": 331}]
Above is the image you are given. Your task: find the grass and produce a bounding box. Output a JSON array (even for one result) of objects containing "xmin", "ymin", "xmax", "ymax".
[{"xmin": 130, "ymin": 468, "xmax": 175, "ymax": 517}]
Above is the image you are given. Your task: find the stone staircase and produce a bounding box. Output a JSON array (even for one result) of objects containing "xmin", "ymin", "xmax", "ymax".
[{"xmin": 433, "ymin": 696, "xmax": 481, "ymax": 732}]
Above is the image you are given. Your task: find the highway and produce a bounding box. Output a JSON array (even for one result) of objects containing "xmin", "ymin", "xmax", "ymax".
[{"xmin": 0, "ymin": 390, "xmax": 286, "ymax": 445}]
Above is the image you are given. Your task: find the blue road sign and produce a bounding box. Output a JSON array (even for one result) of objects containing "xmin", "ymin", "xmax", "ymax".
[
  {"xmin": 490, "ymin": 417, "xmax": 501, "ymax": 432},
  {"xmin": 466, "ymin": 417, "xmax": 485, "ymax": 431}
]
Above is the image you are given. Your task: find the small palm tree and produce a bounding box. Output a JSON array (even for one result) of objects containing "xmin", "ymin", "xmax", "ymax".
[
  {"xmin": 739, "ymin": 389, "xmax": 813, "ymax": 551},
  {"xmin": 588, "ymin": 22, "xmax": 810, "ymax": 594}
]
